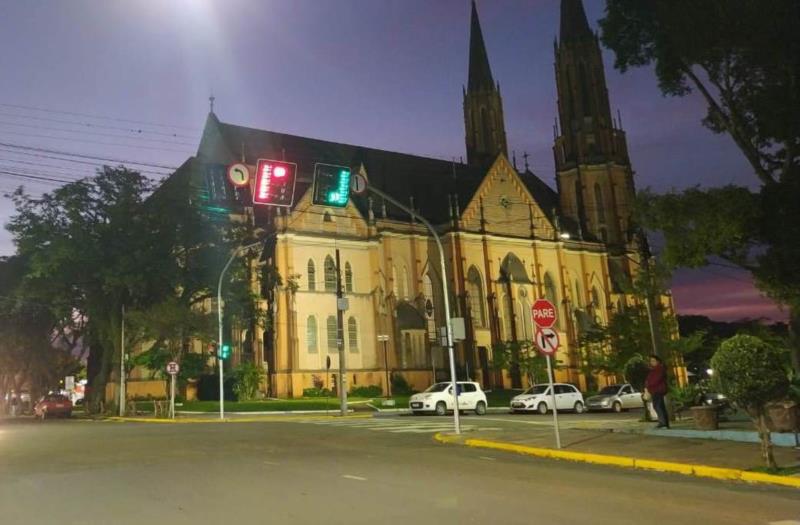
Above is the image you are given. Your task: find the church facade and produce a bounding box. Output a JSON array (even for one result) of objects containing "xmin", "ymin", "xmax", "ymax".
[{"xmin": 168, "ymin": 0, "xmax": 674, "ymax": 398}]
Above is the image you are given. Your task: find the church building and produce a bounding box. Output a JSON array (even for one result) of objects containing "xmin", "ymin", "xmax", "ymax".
[{"xmin": 165, "ymin": 0, "xmax": 671, "ymax": 397}]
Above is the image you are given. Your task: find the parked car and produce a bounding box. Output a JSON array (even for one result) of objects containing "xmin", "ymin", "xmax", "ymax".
[
  {"xmin": 510, "ymin": 383, "xmax": 585, "ymax": 414},
  {"xmin": 696, "ymin": 391, "xmax": 736, "ymax": 415},
  {"xmin": 585, "ymin": 384, "xmax": 644, "ymax": 413},
  {"xmin": 34, "ymin": 394, "xmax": 73, "ymax": 419},
  {"xmin": 409, "ymin": 381, "xmax": 488, "ymax": 416}
]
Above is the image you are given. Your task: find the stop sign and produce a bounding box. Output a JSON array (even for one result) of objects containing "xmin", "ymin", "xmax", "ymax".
[{"xmin": 531, "ymin": 299, "xmax": 558, "ymax": 328}]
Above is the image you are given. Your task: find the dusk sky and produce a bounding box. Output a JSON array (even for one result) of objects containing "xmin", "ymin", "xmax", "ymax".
[{"xmin": 0, "ymin": 0, "xmax": 785, "ymax": 323}]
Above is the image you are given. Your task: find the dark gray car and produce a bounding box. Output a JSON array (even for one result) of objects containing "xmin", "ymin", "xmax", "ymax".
[{"xmin": 585, "ymin": 384, "xmax": 644, "ymax": 412}]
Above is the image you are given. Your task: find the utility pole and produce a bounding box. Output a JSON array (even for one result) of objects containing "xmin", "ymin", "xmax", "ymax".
[
  {"xmin": 335, "ymin": 248, "xmax": 347, "ymax": 416},
  {"xmin": 637, "ymin": 231, "xmax": 663, "ymax": 357},
  {"xmin": 119, "ymin": 304, "xmax": 126, "ymax": 417}
]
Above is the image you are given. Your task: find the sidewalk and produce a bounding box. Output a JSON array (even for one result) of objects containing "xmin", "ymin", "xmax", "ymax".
[{"xmin": 478, "ymin": 425, "xmax": 798, "ymax": 469}]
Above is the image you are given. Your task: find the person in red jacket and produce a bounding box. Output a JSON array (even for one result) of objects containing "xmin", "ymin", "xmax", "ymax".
[{"xmin": 645, "ymin": 355, "xmax": 669, "ymax": 428}]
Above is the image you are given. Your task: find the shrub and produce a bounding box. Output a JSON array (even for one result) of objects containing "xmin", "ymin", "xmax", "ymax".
[
  {"xmin": 350, "ymin": 385, "xmax": 382, "ymax": 398},
  {"xmin": 232, "ymin": 362, "xmax": 265, "ymax": 401},
  {"xmin": 711, "ymin": 334, "xmax": 789, "ymax": 468},
  {"xmin": 669, "ymin": 383, "xmax": 700, "ymax": 418},
  {"xmin": 390, "ymin": 373, "xmax": 414, "ymax": 396},
  {"xmin": 303, "ymin": 387, "xmax": 332, "ymax": 398}
]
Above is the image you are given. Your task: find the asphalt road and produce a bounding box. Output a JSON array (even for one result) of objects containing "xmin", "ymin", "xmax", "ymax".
[{"xmin": 1, "ymin": 417, "xmax": 797, "ymax": 525}]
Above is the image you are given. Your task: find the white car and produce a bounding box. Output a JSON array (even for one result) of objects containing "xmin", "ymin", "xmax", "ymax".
[
  {"xmin": 409, "ymin": 381, "xmax": 488, "ymax": 416},
  {"xmin": 510, "ymin": 383, "xmax": 585, "ymax": 414},
  {"xmin": 585, "ymin": 384, "xmax": 645, "ymax": 412}
]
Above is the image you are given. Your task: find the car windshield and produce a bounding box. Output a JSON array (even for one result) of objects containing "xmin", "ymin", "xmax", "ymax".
[
  {"xmin": 424, "ymin": 383, "xmax": 450, "ymax": 393},
  {"xmin": 522, "ymin": 385, "xmax": 548, "ymax": 395},
  {"xmin": 598, "ymin": 386, "xmax": 621, "ymax": 395}
]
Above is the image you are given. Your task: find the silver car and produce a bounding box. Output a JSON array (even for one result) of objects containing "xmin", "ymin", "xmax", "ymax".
[{"xmin": 585, "ymin": 384, "xmax": 644, "ymax": 413}]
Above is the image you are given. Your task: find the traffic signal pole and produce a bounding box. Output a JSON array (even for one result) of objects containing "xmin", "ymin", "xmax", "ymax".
[
  {"xmin": 366, "ymin": 185, "xmax": 461, "ymax": 434},
  {"xmin": 335, "ymin": 248, "xmax": 348, "ymax": 416},
  {"xmin": 217, "ymin": 240, "xmax": 263, "ymax": 420}
]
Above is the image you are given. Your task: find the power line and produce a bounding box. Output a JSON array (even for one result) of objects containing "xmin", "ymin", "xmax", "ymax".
[
  {"xmin": 0, "ymin": 142, "xmax": 180, "ymax": 170},
  {"xmin": 0, "ymin": 130, "xmax": 193, "ymax": 154},
  {"xmin": 0, "ymin": 148, "xmax": 173, "ymax": 176},
  {"xmin": 0, "ymin": 156, "xmax": 169, "ymax": 178},
  {"xmin": 0, "ymin": 120, "xmax": 197, "ymax": 147},
  {"xmin": 0, "ymin": 102, "xmax": 197, "ymax": 131},
  {"xmin": 0, "ymin": 169, "xmax": 73, "ymax": 184},
  {"xmin": 0, "ymin": 111, "xmax": 198, "ymax": 140}
]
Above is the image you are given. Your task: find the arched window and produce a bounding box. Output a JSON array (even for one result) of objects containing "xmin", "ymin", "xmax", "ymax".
[
  {"xmin": 544, "ymin": 272, "xmax": 560, "ymax": 329},
  {"xmin": 518, "ymin": 287, "xmax": 533, "ymax": 341},
  {"xmin": 345, "ymin": 262, "xmax": 353, "ymax": 293},
  {"xmin": 306, "ymin": 316, "xmax": 318, "ymax": 354},
  {"xmin": 574, "ymin": 279, "xmax": 583, "ymax": 308},
  {"xmin": 466, "ymin": 266, "xmax": 486, "ymax": 328},
  {"xmin": 480, "ymin": 106, "xmax": 491, "ymax": 149},
  {"xmin": 326, "ymin": 316, "xmax": 338, "ymax": 353},
  {"xmin": 307, "ymin": 259, "xmax": 316, "ymax": 291},
  {"xmin": 423, "ymin": 273, "xmax": 436, "ymax": 341},
  {"xmin": 594, "ymin": 183, "xmax": 606, "ymax": 224},
  {"xmin": 392, "ymin": 265, "xmax": 399, "ymax": 297},
  {"xmin": 324, "ymin": 255, "xmax": 336, "ymax": 291},
  {"xmin": 501, "ymin": 293, "xmax": 513, "ymax": 341},
  {"xmin": 347, "ymin": 317, "xmax": 358, "ymax": 353},
  {"xmin": 579, "ymin": 63, "xmax": 592, "ymax": 117},
  {"xmin": 400, "ymin": 266, "xmax": 409, "ymax": 300},
  {"xmin": 591, "ymin": 286, "xmax": 600, "ymax": 309}
]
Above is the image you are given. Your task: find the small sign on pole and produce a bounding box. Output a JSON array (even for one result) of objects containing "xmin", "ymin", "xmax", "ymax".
[
  {"xmin": 166, "ymin": 361, "xmax": 179, "ymax": 419},
  {"xmin": 532, "ymin": 299, "xmax": 561, "ymax": 449}
]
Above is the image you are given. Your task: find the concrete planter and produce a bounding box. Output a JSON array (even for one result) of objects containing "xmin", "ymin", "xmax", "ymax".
[
  {"xmin": 765, "ymin": 401, "xmax": 798, "ymax": 432},
  {"xmin": 691, "ymin": 405, "xmax": 719, "ymax": 430}
]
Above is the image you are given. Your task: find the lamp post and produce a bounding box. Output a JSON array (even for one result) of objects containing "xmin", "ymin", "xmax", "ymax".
[
  {"xmin": 367, "ymin": 185, "xmax": 461, "ymax": 434},
  {"xmin": 217, "ymin": 240, "xmax": 263, "ymax": 420}
]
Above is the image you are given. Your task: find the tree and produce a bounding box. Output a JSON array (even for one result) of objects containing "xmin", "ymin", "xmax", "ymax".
[
  {"xmin": 491, "ymin": 340, "xmax": 551, "ymax": 386},
  {"xmin": 601, "ymin": 0, "xmax": 800, "ymax": 373},
  {"xmin": 711, "ymin": 334, "xmax": 789, "ymax": 468}
]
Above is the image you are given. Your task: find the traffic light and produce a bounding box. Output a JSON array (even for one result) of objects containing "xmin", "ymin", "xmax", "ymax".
[
  {"xmin": 253, "ymin": 159, "xmax": 298, "ymax": 207},
  {"xmin": 220, "ymin": 344, "xmax": 231, "ymax": 360},
  {"xmin": 312, "ymin": 163, "xmax": 351, "ymax": 207}
]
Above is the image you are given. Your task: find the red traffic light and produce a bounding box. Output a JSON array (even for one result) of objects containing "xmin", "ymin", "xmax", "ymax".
[{"xmin": 253, "ymin": 159, "xmax": 297, "ymax": 207}]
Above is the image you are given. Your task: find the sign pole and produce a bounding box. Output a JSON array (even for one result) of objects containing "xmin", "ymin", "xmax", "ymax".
[
  {"xmin": 545, "ymin": 354, "xmax": 561, "ymax": 449},
  {"xmin": 170, "ymin": 373, "xmax": 176, "ymax": 420}
]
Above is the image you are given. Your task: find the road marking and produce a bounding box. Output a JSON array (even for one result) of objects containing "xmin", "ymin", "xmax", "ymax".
[
  {"xmin": 342, "ymin": 474, "xmax": 367, "ymax": 481},
  {"xmin": 479, "ymin": 456, "xmax": 496, "ymax": 461},
  {"xmin": 295, "ymin": 417, "xmax": 473, "ymax": 434},
  {"xmin": 768, "ymin": 521, "xmax": 800, "ymax": 525},
  {"xmin": 262, "ymin": 460, "xmax": 280, "ymax": 466}
]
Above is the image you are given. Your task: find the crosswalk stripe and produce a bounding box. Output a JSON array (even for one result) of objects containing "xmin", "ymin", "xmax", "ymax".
[{"xmin": 293, "ymin": 417, "xmax": 470, "ymax": 434}]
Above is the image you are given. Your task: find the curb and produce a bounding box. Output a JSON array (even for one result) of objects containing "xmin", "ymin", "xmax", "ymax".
[
  {"xmin": 433, "ymin": 433, "xmax": 800, "ymax": 489},
  {"xmin": 107, "ymin": 414, "xmax": 373, "ymax": 424}
]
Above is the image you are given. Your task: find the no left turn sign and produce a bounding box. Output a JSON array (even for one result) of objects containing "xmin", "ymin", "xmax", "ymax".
[{"xmin": 535, "ymin": 327, "xmax": 560, "ymax": 356}]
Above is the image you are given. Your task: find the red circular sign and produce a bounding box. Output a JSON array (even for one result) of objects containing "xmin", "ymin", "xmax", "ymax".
[{"xmin": 531, "ymin": 298, "xmax": 557, "ymax": 328}]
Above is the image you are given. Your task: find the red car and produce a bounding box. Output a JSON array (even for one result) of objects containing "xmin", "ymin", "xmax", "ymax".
[{"xmin": 34, "ymin": 394, "xmax": 73, "ymax": 419}]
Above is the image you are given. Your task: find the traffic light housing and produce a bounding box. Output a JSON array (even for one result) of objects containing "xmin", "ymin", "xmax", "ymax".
[
  {"xmin": 220, "ymin": 344, "xmax": 231, "ymax": 360},
  {"xmin": 253, "ymin": 159, "xmax": 298, "ymax": 207},
  {"xmin": 312, "ymin": 163, "xmax": 351, "ymax": 207}
]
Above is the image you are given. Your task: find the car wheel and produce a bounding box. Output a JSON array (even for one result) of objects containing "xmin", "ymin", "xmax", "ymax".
[
  {"xmin": 64, "ymin": 411, "xmax": 72, "ymax": 418},
  {"xmin": 613, "ymin": 401, "xmax": 622, "ymax": 413},
  {"xmin": 475, "ymin": 401, "xmax": 487, "ymax": 415},
  {"xmin": 574, "ymin": 401, "xmax": 585, "ymax": 414},
  {"xmin": 435, "ymin": 401, "xmax": 447, "ymax": 416},
  {"xmin": 537, "ymin": 402, "xmax": 548, "ymax": 415}
]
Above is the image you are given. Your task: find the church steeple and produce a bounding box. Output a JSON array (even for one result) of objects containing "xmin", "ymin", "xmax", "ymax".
[
  {"xmin": 464, "ymin": 1, "xmax": 507, "ymax": 167},
  {"xmin": 553, "ymin": 0, "xmax": 634, "ymax": 246},
  {"xmin": 559, "ymin": 0, "xmax": 593, "ymax": 42}
]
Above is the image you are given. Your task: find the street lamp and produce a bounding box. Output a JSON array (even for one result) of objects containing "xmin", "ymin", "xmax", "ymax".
[
  {"xmin": 367, "ymin": 185, "xmax": 461, "ymax": 434},
  {"xmin": 217, "ymin": 240, "xmax": 263, "ymax": 420}
]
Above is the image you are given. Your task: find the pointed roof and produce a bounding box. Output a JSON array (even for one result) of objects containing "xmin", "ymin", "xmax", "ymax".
[
  {"xmin": 467, "ymin": 1, "xmax": 495, "ymax": 92},
  {"xmin": 560, "ymin": 0, "xmax": 593, "ymax": 43}
]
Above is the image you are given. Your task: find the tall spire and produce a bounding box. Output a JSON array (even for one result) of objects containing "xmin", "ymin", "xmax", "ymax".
[
  {"xmin": 463, "ymin": 1, "xmax": 507, "ymax": 167},
  {"xmin": 468, "ymin": 1, "xmax": 494, "ymax": 92},
  {"xmin": 560, "ymin": 0, "xmax": 593, "ymax": 42}
]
